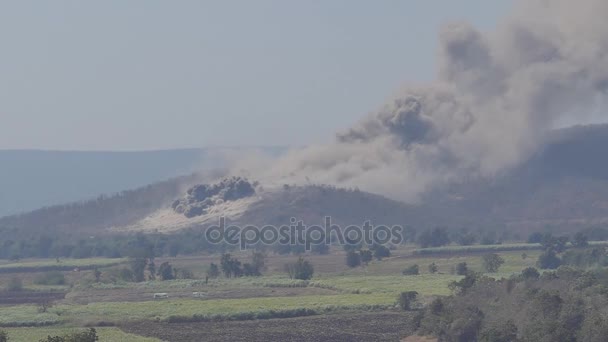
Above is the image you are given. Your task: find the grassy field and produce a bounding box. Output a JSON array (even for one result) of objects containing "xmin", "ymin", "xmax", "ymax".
[
  {"xmin": 0, "ymin": 247, "xmax": 546, "ymax": 337},
  {"xmin": 2, "ymin": 327, "xmax": 161, "ymax": 342},
  {"xmin": 0, "ymin": 258, "xmax": 125, "ymax": 273},
  {"xmin": 0, "ymin": 292, "xmax": 396, "ymax": 326}
]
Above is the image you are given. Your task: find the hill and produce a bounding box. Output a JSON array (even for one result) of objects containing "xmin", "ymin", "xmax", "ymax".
[
  {"xmin": 3, "ymin": 124, "xmax": 608, "ymax": 239},
  {"xmin": 0, "ymin": 147, "xmax": 286, "ymax": 217}
]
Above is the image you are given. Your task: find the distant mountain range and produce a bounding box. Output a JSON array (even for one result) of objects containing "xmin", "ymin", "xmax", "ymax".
[
  {"xmin": 0, "ymin": 147, "xmax": 286, "ymax": 217},
  {"xmin": 3, "ymin": 124, "xmax": 608, "ymax": 238}
]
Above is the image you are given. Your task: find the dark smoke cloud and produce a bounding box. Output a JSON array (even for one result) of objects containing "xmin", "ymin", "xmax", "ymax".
[{"xmin": 238, "ymin": 0, "xmax": 608, "ymax": 202}]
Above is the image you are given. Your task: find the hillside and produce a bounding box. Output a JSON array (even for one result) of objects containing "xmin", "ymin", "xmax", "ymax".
[
  {"xmin": 0, "ymin": 147, "xmax": 286, "ymax": 217},
  {"xmin": 3, "ymin": 124, "xmax": 608, "ymax": 238}
]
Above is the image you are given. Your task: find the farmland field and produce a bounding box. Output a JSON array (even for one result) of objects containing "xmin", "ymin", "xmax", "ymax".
[
  {"xmin": 0, "ymin": 246, "xmax": 549, "ymax": 341},
  {"xmin": 3, "ymin": 327, "xmax": 161, "ymax": 342}
]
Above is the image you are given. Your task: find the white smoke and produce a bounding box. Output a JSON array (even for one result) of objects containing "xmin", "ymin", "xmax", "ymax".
[{"xmin": 237, "ymin": 0, "xmax": 608, "ymax": 202}]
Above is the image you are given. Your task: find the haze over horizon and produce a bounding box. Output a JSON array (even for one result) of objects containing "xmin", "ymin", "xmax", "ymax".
[{"xmin": 0, "ymin": 1, "xmax": 519, "ymax": 151}]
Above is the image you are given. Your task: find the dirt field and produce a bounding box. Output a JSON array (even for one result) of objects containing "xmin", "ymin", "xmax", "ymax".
[{"xmin": 121, "ymin": 311, "xmax": 417, "ymax": 342}]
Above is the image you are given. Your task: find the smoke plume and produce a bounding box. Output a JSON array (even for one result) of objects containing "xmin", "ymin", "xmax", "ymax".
[{"xmin": 240, "ymin": 0, "xmax": 608, "ymax": 202}]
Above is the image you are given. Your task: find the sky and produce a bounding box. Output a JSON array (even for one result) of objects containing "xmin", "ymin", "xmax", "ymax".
[{"xmin": 0, "ymin": 0, "xmax": 517, "ymax": 151}]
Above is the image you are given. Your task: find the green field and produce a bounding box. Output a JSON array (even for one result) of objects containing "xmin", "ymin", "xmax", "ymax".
[
  {"xmin": 2, "ymin": 327, "xmax": 161, "ymax": 342},
  {"xmin": 0, "ymin": 248, "xmax": 549, "ymax": 341},
  {"xmin": 0, "ymin": 258, "xmax": 125, "ymax": 272}
]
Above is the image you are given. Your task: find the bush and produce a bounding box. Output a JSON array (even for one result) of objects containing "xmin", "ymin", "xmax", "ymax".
[
  {"xmin": 34, "ymin": 271, "xmax": 66, "ymax": 286},
  {"xmin": 402, "ymin": 264, "xmax": 419, "ymax": 275},
  {"xmin": 0, "ymin": 330, "xmax": 7, "ymax": 342},
  {"xmin": 428, "ymin": 262, "xmax": 438, "ymax": 274}
]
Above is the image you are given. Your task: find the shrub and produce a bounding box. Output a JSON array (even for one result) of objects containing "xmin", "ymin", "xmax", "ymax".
[
  {"xmin": 428, "ymin": 262, "xmax": 438, "ymax": 274},
  {"xmin": 34, "ymin": 271, "xmax": 66, "ymax": 286},
  {"xmin": 402, "ymin": 264, "xmax": 419, "ymax": 275}
]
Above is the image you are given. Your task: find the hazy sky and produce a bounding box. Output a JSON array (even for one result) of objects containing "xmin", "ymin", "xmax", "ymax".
[{"xmin": 0, "ymin": 1, "xmax": 515, "ymax": 151}]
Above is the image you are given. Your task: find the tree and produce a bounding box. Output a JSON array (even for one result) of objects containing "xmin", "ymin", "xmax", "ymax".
[
  {"xmin": 207, "ymin": 263, "xmax": 220, "ymax": 278},
  {"xmin": 129, "ymin": 257, "xmax": 148, "ymax": 282},
  {"xmin": 541, "ymin": 234, "xmax": 569, "ymax": 253},
  {"xmin": 479, "ymin": 321, "xmax": 518, "ymax": 342},
  {"xmin": 528, "ymin": 232, "xmax": 544, "ymax": 243},
  {"xmin": 448, "ymin": 272, "xmax": 479, "ymax": 294},
  {"xmin": 371, "ymin": 244, "xmax": 391, "ymax": 260},
  {"xmin": 285, "ymin": 257, "xmax": 314, "ymax": 280},
  {"xmin": 397, "ymin": 291, "xmax": 419, "ymax": 310},
  {"xmin": 572, "ymin": 232, "xmax": 589, "ymax": 248},
  {"xmin": 402, "ymin": 264, "xmax": 419, "ymax": 275},
  {"xmin": 147, "ymin": 259, "xmax": 156, "ymax": 281},
  {"xmin": 157, "ymin": 262, "xmax": 174, "ymax": 280},
  {"xmin": 455, "ymin": 262, "xmax": 468, "ymax": 276},
  {"xmin": 428, "ymin": 262, "xmax": 438, "ymax": 274},
  {"xmin": 311, "ymin": 243, "xmax": 330, "ymax": 255},
  {"xmin": 537, "ymin": 250, "xmax": 562, "ymax": 269},
  {"xmin": 0, "ymin": 330, "xmax": 7, "ymax": 342},
  {"xmin": 346, "ymin": 250, "xmax": 361, "ymax": 268},
  {"xmin": 521, "ymin": 267, "xmax": 540, "ymax": 280},
  {"xmin": 360, "ymin": 250, "xmax": 373, "ymax": 265},
  {"xmin": 482, "ymin": 253, "xmax": 504, "ymax": 273},
  {"xmin": 457, "ymin": 232, "xmax": 476, "ymax": 246},
  {"xmin": 250, "ymin": 251, "xmax": 266, "ymax": 275},
  {"xmin": 220, "ymin": 253, "xmax": 242, "ymax": 278}
]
